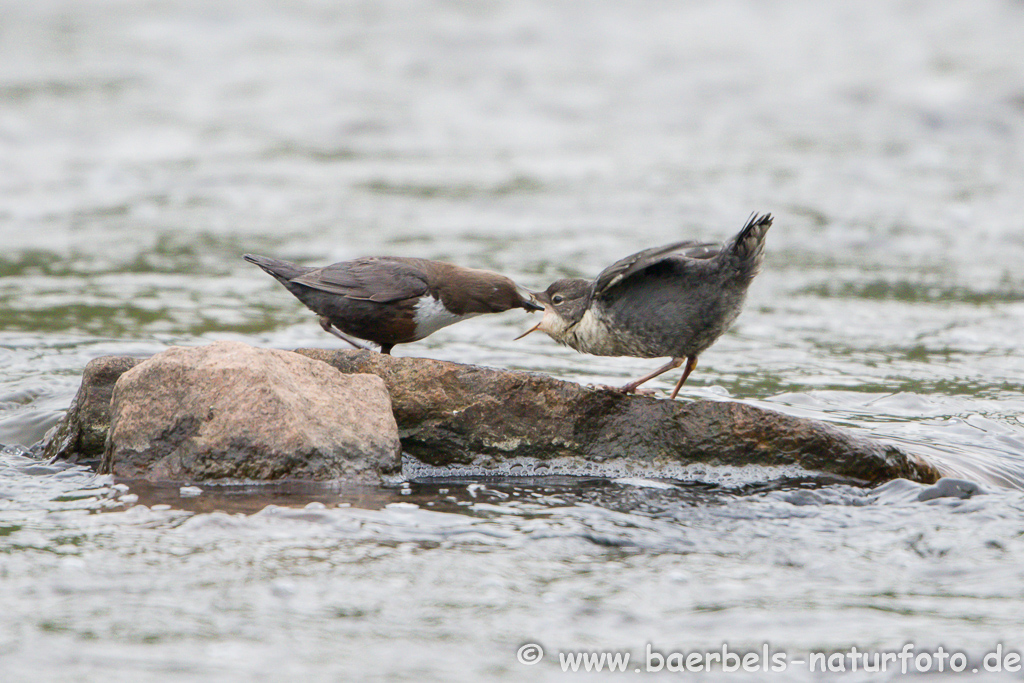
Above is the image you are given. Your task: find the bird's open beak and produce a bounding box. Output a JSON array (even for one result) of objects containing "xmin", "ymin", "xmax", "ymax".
[
  {"xmin": 516, "ymin": 290, "xmax": 549, "ymax": 339},
  {"xmin": 515, "ymin": 320, "xmax": 543, "ymax": 340}
]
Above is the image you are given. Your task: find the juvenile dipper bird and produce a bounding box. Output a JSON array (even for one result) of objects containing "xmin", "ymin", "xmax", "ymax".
[
  {"xmin": 518, "ymin": 213, "xmax": 772, "ymax": 399},
  {"xmin": 244, "ymin": 254, "xmax": 541, "ymax": 353}
]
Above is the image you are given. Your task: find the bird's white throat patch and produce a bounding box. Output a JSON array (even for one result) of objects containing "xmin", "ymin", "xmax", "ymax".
[
  {"xmin": 567, "ymin": 307, "xmax": 620, "ymax": 355},
  {"xmin": 537, "ymin": 307, "xmax": 572, "ymax": 338},
  {"xmin": 412, "ymin": 296, "xmax": 476, "ymax": 338},
  {"xmin": 539, "ymin": 306, "xmax": 618, "ymax": 355}
]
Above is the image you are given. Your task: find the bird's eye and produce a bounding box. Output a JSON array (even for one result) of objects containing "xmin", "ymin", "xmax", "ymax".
[{"xmin": 552, "ymin": 294, "xmax": 565, "ymax": 304}]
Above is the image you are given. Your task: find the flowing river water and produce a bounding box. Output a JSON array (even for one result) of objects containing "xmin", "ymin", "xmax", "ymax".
[{"xmin": 2, "ymin": 1, "xmax": 1024, "ymax": 680}]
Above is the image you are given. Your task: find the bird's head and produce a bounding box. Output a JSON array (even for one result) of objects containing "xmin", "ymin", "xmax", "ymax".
[{"xmin": 515, "ymin": 278, "xmax": 592, "ymax": 341}]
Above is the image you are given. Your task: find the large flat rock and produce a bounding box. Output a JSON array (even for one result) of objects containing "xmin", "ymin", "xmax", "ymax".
[
  {"xmin": 297, "ymin": 349, "xmax": 940, "ymax": 483},
  {"xmin": 43, "ymin": 345, "xmax": 942, "ymax": 485}
]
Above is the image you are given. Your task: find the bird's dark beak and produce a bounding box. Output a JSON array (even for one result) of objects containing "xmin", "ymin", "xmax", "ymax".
[
  {"xmin": 515, "ymin": 285, "xmax": 545, "ymax": 312},
  {"xmin": 516, "ymin": 290, "xmax": 548, "ymax": 338},
  {"xmin": 532, "ymin": 290, "xmax": 551, "ymax": 305}
]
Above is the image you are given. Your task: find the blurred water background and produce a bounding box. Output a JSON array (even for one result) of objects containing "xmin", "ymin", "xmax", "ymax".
[{"xmin": 2, "ymin": 0, "xmax": 1024, "ymax": 680}]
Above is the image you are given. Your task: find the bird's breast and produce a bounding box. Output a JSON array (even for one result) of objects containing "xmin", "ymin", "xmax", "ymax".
[
  {"xmin": 559, "ymin": 307, "xmax": 650, "ymax": 356},
  {"xmin": 412, "ymin": 296, "xmax": 477, "ymax": 339}
]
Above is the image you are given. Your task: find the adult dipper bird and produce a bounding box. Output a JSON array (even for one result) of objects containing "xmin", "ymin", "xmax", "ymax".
[
  {"xmin": 517, "ymin": 213, "xmax": 772, "ymax": 399},
  {"xmin": 244, "ymin": 254, "xmax": 542, "ymax": 353}
]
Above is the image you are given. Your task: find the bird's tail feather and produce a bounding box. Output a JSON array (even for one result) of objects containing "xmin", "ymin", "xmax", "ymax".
[
  {"xmin": 242, "ymin": 254, "xmax": 313, "ymax": 281},
  {"xmin": 728, "ymin": 212, "xmax": 772, "ymax": 280}
]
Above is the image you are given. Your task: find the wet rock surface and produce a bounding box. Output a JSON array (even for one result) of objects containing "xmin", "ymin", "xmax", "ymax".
[
  {"xmin": 297, "ymin": 349, "xmax": 941, "ymax": 484},
  {"xmin": 44, "ymin": 344, "xmax": 941, "ymax": 485},
  {"xmin": 98, "ymin": 341, "xmax": 401, "ymax": 483},
  {"xmin": 42, "ymin": 356, "xmax": 143, "ymax": 467}
]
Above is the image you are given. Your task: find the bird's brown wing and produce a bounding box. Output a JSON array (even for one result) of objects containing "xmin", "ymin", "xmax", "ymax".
[
  {"xmin": 291, "ymin": 257, "xmax": 430, "ymax": 303},
  {"xmin": 593, "ymin": 240, "xmax": 721, "ymax": 297}
]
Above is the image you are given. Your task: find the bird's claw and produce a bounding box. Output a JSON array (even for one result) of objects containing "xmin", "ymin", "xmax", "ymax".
[{"xmin": 592, "ymin": 383, "xmax": 656, "ymax": 396}]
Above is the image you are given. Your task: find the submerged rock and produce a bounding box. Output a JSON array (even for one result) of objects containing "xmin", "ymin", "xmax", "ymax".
[
  {"xmin": 100, "ymin": 341, "xmax": 401, "ymax": 483},
  {"xmin": 43, "ymin": 344, "xmax": 941, "ymax": 485},
  {"xmin": 916, "ymin": 478, "xmax": 986, "ymax": 501}
]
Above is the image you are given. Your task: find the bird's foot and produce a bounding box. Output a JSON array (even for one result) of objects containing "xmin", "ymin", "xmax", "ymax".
[{"xmin": 592, "ymin": 383, "xmax": 656, "ymax": 396}]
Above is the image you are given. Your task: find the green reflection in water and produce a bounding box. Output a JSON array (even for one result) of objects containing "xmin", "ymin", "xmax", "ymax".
[
  {"xmin": 360, "ymin": 175, "xmax": 542, "ymax": 199},
  {"xmin": 0, "ymin": 302, "xmax": 289, "ymax": 337},
  {"xmin": 802, "ymin": 279, "xmax": 1024, "ymax": 304},
  {"xmin": 0, "ymin": 231, "xmax": 277, "ymax": 278}
]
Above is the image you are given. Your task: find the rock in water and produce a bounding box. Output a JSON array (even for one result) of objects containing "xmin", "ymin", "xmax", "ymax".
[
  {"xmin": 296, "ymin": 349, "xmax": 941, "ymax": 484},
  {"xmin": 100, "ymin": 341, "xmax": 400, "ymax": 483},
  {"xmin": 44, "ymin": 344, "xmax": 941, "ymax": 485},
  {"xmin": 42, "ymin": 355, "xmax": 143, "ymax": 466}
]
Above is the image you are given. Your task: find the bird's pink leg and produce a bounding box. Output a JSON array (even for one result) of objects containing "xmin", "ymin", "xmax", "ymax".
[
  {"xmin": 319, "ymin": 317, "xmax": 374, "ymax": 351},
  {"xmin": 619, "ymin": 357, "xmax": 685, "ymax": 394}
]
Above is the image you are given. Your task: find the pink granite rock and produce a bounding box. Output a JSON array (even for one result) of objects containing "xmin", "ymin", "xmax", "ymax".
[{"xmin": 100, "ymin": 341, "xmax": 400, "ymax": 483}]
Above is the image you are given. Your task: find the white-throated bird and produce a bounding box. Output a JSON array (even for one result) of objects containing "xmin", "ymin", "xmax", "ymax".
[{"xmin": 245, "ymin": 254, "xmax": 541, "ymax": 354}]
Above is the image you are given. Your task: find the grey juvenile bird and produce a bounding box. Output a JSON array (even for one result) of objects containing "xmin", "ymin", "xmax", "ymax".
[
  {"xmin": 245, "ymin": 254, "xmax": 541, "ymax": 353},
  {"xmin": 518, "ymin": 213, "xmax": 772, "ymax": 398}
]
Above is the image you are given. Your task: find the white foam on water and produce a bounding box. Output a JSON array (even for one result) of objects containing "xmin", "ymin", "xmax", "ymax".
[{"xmin": 400, "ymin": 454, "xmax": 818, "ymax": 488}]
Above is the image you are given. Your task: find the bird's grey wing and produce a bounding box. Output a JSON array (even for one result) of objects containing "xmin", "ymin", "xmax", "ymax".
[
  {"xmin": 593, "ymin": 240, "xmax": 721, "ymax": 296},
  {"xmin": 291, "ymin": 258, "xmax": 430, "ymax": 303}
]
